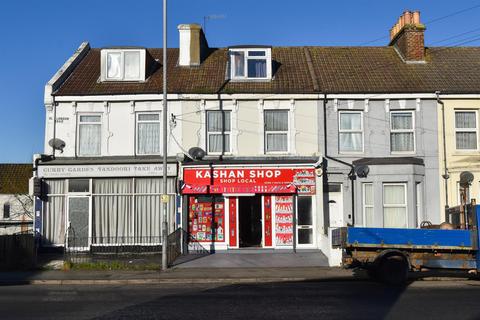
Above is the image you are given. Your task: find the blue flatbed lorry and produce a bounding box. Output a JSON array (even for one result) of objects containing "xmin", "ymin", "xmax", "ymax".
[{"xmin": 332, "ymin": 204, "xmax": 480, "ymax": 284}]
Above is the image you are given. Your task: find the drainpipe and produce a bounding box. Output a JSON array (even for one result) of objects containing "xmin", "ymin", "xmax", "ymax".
[
  {"xmin": 436, "ymin": 91, "xmax": 449, "ymax": 212},
  {"xmin": 52, "ymin": 97, "xmax": 57, "ymax": 158},
  {"xmin": 323, "ymin": 95, "xmax": 356, "ymax": 226}
]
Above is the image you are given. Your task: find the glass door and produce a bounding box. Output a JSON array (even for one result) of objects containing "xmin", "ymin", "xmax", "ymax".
[
  {"xmin": 67, "ymin": 196, "xmax": 90, "ymax": 250},
  {"xmin": 296, "ymin": 196, "xmax": 315, "ymax": 247}
]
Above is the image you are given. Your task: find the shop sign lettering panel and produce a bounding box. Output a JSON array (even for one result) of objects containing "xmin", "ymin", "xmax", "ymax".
[
  {"xmin": 38, "ymin": 163, "xmax": 177, "ymax": 178},
  {"xmin": 182, "ymin": 168, "xmax": 315, "ymax": 195}
]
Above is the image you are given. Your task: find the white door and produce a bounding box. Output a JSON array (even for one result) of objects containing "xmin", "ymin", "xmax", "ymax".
[{"xmin": 328, "ymin": 184, "xmax": 344, "ymax": 228}]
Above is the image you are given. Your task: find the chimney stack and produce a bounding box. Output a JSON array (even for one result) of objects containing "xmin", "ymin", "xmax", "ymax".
[
  {"xmin": 178, "ymin": 24, "xmax": 209, "ymax": 67},
  {"xmin": 389, "ymin": 11, "xmax": 425, "ymax": 62}
]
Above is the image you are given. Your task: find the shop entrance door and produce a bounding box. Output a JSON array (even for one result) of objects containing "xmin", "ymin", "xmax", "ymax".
[
  {"xmin": 239, "ymin": 195, "xmax": 262, "ymax": 247},
  {"xmin": 67, "ymin": 196, "xmax": 90, "ymax": 250}
]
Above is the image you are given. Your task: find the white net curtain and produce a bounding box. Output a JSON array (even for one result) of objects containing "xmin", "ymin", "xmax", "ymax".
[
  {"xmin": 455, "ymin": 111, "xmax": 477, "ymax": 150},
  {"xmin": 339, "ymin": 112, "xmax": 362, "ymax": 152},
  {"xmin": 383, "ymin": 184, "xmax": 407, "ymax": 228},
  {"xmin": 265, "ymin": 110, "xmax": 288, "ymax": 152},
  {"xmin": 390, "ymin": 113, "xmax": 414, "ymax": 152}
]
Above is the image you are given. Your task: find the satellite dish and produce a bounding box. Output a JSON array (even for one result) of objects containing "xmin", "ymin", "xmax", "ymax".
[
  {"xmin": 48, "ymin": 138, "xmax": 66, "ymax": 153},
  {"xmin": 188, "ymin": 147, "xmax": 206, "ymax": 160},
  {"xmin": 460, "ymin": 171, "xmax": 474, "ymax": 187},
  {"xmin": 355, "ymin": 165, "xmax": 370, "ymax": 178}
]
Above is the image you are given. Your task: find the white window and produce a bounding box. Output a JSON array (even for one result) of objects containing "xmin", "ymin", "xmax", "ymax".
[
  {"xmin": 416, "ymin": 182, "xmax": 423, "ymax": 227},
  {"xmin": 264, "ymin": 110, "xmax": 289, "ymax": 153},
  {"xmin": 362, "ymin": 183, "xmax": 374, "ymax": 227},
  {"xmin": 78, "ymin": 115, "xmax": 102, "ymax": 156},
  {"xmin": 339, "ymin": 111, "xmax": 363, "ymax": 153},
  {"xmin": 455, "ymin": 111, "xmax": 478, "ymax": 150},
  {"xmin": 383, "ymin": 183, "xmax": 407, "ymax": 228},
  {"xmin": 136, "ymin": 113, "xmax": 161, "ymax": 155},
  {"xmin": 229, "ymin": 48, "xmax": 272, "ymax": 80},
  {"xmin": 206, "ymin": 111, "xmax": 231, "ymax": 154},
  {"xmin": 390, "ymin": 111, "xmax": 415, "ymax": 152},
  {"xmin": 101, "ymin": 49, "xmax": 146, "ymax": 81}
]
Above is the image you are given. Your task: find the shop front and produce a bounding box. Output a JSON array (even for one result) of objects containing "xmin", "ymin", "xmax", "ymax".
[
  {"xmin": 181, "ymin": 165, "xmax": 319, "ymax": 250},
  {"xmin": 35, "ymin": 160, "xmax": 178, "ymax": 250}
]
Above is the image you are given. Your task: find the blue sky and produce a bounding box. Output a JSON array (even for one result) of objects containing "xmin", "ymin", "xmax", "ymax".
[{"xmin": 1, "ymin": 0, "xmax": 480, "ymax": 163}]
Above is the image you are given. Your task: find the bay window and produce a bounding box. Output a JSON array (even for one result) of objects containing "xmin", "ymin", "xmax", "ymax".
[
  {"xmin": 363, "ymin": 183, "xmax": 374, "ymax": 227},
  {"xmin": 383, "ymin": 183, "xmax": 407, "ymax": 228},
  {"xmin": 455, "ymin": 111, "xmax": 478, "ymax": 150}
]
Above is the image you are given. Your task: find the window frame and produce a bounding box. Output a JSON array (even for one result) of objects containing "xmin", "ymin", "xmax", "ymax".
[
  {"xmin": 77, "ymin": 113, "xmax": 102, "ymax": 157},
  {"xmin": 338, "ymin": 111, "xmax": 364, "ymax": 154},
  {"xmin": 390, "ymin": 111, "xmax": 416, "ymax": 154},
  {"xmin": 382, "ymin": 183, "xmax": 408, "ymax": 228},
  {"xmin": 101, "ymin": 49, "xmax": 146, "ymax": 82},
  {"xmin": 229, "ymin": 48, "xmax": 272, "ymax": 80},
  {"xmin": 206, "ymin": 110, "xmax": 232, "ymax": 155},
  {"xmin": 264, "ymin": 109, "xmax": 290, "ymax": 154},
  {"xmin": 454, "ymin": 110, "xmax": 478, "ymax": 151},
  {"xmin": 362, "ymin": 183, "xmax": 374, "ymax": 227},
  {"xmin": 136, "ymin": 112, "xmax": 161, "ymax": 156},
  {"xmin": 3, "ymin": 203, "xmax": 10, "ymax": 219}
]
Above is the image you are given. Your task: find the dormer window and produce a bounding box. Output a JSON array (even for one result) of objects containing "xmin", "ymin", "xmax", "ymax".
[
  {"xmin": 229, "ymin": 47, "xmax": 272, "ymax": 80},
  {"xmin": 100, "ymin": 49, "xmax": 146, "ymax": 81}
]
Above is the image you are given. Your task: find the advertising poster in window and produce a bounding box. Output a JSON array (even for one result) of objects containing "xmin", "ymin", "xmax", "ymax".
[
  {"xmin": 189, "ymin": 196, "xmax": 225, "ymax": 242},
  {"xmin": 275, "ymin": 195, "xmax": 293, "ymax": 246}
]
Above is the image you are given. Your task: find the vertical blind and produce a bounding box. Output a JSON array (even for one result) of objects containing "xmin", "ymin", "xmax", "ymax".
[
  {"xmin": 265, "ymin": 110, "xmax": 288, "ymax": 152},
  {"xmin": 455, "ymin": 111, "xmax": 477, "ymax": 150}
]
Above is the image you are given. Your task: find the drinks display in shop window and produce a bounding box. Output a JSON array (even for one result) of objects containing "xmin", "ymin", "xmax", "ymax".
[
  {"xmin": 275, "ymin": 195, "xmax": 293, "ymax": 246},
  {"xmin": 189, "ymin": 196, "xmax": 225, "ymax": 242}
]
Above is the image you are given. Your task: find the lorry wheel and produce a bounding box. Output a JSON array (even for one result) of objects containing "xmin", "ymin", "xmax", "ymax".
[{"xmin": 378, "ymin": 255, "xmax": 409, "ymax": 285}]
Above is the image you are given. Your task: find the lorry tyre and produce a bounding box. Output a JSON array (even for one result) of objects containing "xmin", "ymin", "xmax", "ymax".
[{"xmin": 378, "ymin": 255, "xmax": 409, "ymax": 285}]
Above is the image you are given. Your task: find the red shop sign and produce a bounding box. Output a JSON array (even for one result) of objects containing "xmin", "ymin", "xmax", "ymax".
[{"xmin": 182, "ymin": 167, "xmax": 316, "ymax": 195}]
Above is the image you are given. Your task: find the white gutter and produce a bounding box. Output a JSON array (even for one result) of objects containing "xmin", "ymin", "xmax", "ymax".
[{"xmin": 53, "ymin": 92, "xmax": 442, "ymax": 102}]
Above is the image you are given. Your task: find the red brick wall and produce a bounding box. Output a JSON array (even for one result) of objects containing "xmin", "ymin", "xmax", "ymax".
[{"xmin": 392, "ymin": 26, "xmax": 425, "ymax": 62}]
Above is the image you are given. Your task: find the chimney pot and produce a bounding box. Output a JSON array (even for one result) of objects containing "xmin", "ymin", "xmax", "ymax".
[{"xmin": 389, "ymin": 11, "xmax": 425, "ymax": 62}]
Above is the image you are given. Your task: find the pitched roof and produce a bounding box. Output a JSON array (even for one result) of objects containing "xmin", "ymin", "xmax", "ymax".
[
  {"xmin": 53, "ymin": 46, "xmax": 480, "ymax": 96},
  {"xmin": 0, "ymin": 164, "xmax": 32, "ymax": 194}
]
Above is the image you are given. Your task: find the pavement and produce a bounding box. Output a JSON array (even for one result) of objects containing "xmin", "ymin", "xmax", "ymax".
[
  {"xmin": 0, "ymin": 266, "xmax": 357, "ymax": 285},
  {"xmin": 0, "ymin": 251, "xmax": 478, "ymax": 285}
]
